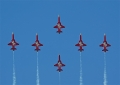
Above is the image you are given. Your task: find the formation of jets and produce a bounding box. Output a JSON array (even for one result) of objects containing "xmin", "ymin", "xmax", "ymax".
[{"xmin": 8, "ymin": 15, "xmax": 111, "ymax": 72}]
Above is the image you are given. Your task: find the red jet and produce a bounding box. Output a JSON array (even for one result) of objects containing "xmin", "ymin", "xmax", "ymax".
[
  {"xmin": 32, "ymin": 33, "xmax": 43, "ymax": 51},
  {"xmin": 75, "ymin": 33, "xmax": 87, "ymax": 51},
  {"xmin": 54, "ymin": 15, "xmax": 65, "ymax": 34},
  {"xmin": 99, "ymin": 33, "xmax": 111, "ymax": 52},
  {"xmin": 8, "ymin": 32, "xmax": 19, "ymax": 51},
  {"xmin": 54, "ymin": 55, "xmax": 65, "ymax": 72}
]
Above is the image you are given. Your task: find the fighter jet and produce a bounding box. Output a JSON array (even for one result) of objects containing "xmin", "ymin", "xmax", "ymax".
[
  {"xmin": 8, "ymin": 32, "xmax": 19, "ymax": 51},
  {"xmin": 54, "ymin": 55, "xmax": 65, "ymax": 72},
  {"xmin": 75, "ymin": 33, "xmax": 87, "ymax": 52},
  {"xmin": 53, "ymin": 15, "xmax": 65, "ymax": 34},
  {"xmin": 99, "ymin": 33, "xmax": 111, "ymax": 52},
  {"xmin": 32, "ymin": 33, "xmax": 43, "ymax": 51}
]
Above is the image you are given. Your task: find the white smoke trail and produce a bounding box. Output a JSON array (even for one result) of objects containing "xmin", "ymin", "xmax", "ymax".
[
  {"xmin": 36, "ymin": 52, "xmax": 40, "ymax": 85},
  {"xmin": 59, "ymin": 72, "xmax": 61, "ymax": 85},
  {"xmin": 13, "ymin": 51, "xmax": 16, "ymax": 85},
  {"xmin": 103, "ymin": 52, "xmax": 107, "ymax": 85},
  {"xmin": 79, "ymin": 52, "xmax": 83, "ymax": 85}
]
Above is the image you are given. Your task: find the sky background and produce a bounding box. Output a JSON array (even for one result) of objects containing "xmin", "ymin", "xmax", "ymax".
[{"xmin": 0, "ymin": 0, "xmax": 119, "ymax": 85}]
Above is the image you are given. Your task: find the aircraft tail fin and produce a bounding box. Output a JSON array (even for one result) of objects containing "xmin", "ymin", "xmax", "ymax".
[
  {"xmin": 102, "ymin": 49, "xmax": 108, "ymax": 52},
  {"xmin": 78, "ymin": 49, "xmax": 84, "ymax": 52},
  {"xmin": 57, "ymin": 69, "xmax": 63, "ymax": 72},
  {"xmin": 35, "ymin": 48, "xmax": 40, "ymax": 51},
  {"xmin": 11, "ymin": 48, "xmax": 16, "ymax": 51},
  {"xmin": 56, "ymin": 31, "xmax": 62, "ymax": 34}
]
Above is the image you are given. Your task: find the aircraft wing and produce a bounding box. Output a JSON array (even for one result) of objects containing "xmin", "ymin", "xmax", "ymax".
[
  {"xmin": 83, "ymin": 43, "xmax": 86, "ymax": 46},
  {"xmin": 16, "ymin": 42, "xmax": 19, "ymax": 45},
  {"xmin": 54, "ymin": 64, "xmax": 58, "ymax": 66},
  {"xmin": 75, "ymin": 43, "xmax": 79, "ymax": 46},
  {"xmin": 107, "ymin": 43, "xmax": 111, "ymax": 47},
  {"xmin": 61, "ymin": 25, "xmax": 65, "ymax": 28},
  {"xmin": 100, "ymin": 44, "xmax": 103, "ymax": 47},
  {"xmin": 40, "ymin": 43, "xmax": 43, "ymax": 46},
  {"xmin": 54, "ymin": 25, "xmax": 58, "ymax": 28},
  {"xmin": 62, "ymin": 63, "xmax": 65, "ymax": 66},
  {"xmin": 8, "ymin": 42, "xmax": 12, "ymax": 45},
  {"xmin": 32, "ymin": 43, "xmax": 36, "ymax": 46}
]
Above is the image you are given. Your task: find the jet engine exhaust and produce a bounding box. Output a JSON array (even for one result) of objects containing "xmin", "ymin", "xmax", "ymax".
[
  {"xmin": 59, "ymin": 72, "xmax": 61, "ymax": 85},
  {"xmin": 36, "ymin": 52, "xmax": 40, "ymax": 85},
  {"xmin": 79, "ymin": 52, "xmax": 83, "ymax": 85},
  {"xmin": 13, "ymin": 51, "xmax": 16, "ymax": 85},
  {"xmin": 103, "ymin": 52, "xmax": 107, "ymax": 85}
]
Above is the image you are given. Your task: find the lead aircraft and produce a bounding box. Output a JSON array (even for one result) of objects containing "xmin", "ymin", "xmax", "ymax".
[{"xmin": 54, "ymin": 15, "xmax": 65, "ymax": 34}]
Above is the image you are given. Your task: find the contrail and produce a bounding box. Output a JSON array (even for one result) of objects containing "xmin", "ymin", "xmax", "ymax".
[
  {"xmin": 36, "ymin": 52, "xmax": 40, "ymax": 85},
  {"xmin": 103, "ymin": 52, "xmax": 107, "ymax": 85},
  {"xmin": 59, "ymin": 72, "xmax": 61, "ymax": 85},
  {"xmin": 13, "ymin": 51, "xmax": 16, "ymax": 85},
  {"xmin": 79, "ymin": 52, "xmax": 83, "ymax": 85}
]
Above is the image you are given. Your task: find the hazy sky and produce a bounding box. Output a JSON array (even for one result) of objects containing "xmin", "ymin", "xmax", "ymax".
[{"xmin": 0, "ymin": 0, "xmax": 119, "ymax": 85}]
